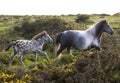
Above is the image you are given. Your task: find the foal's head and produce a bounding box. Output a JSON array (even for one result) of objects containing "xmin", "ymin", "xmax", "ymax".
[
  {"xmin": 32, "ymin": 31, "xmax": 53, "ymax": 43},
  {"xmin": 95, "ymin": 20, "xmax": 114, "ymax": 36}
]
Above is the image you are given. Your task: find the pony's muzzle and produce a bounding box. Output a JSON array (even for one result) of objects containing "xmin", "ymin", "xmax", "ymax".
[
  {"xmin": 111, "ymin": 27, "xmax": 114, "ymax": 35},
  {"xmin": 110, "ymin": 30, "xmax": 114, "ymax": 35}
]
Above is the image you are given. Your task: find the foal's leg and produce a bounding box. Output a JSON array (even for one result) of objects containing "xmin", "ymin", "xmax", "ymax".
[
  {"xmin": 34, "ymin": 53, "xmax": 37, "ymax": 63},
  {"xmin": 38, "ymin": 50, "xmax": 49, "ymax": 61},
  {"xmin": 9, "ymin": 51, "xmax": 17, "ymax": 66},
  {"xmin": 18, "ymin": 52, "xmax": 25, "ymax": 66}
]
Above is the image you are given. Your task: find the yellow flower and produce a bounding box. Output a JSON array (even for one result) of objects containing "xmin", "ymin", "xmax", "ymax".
[
  {"xmin": 16, "ymin": 79, "xmax": 26, "ymax": 83},
  {"xmin": 25, "ymin": 74, "xmax": 32, "ymax": 79}
]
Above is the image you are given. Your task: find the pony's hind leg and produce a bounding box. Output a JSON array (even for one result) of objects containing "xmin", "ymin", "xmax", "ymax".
[
  {"xmin": 57, "ymin": 45, "xmax": 65, "ymax": 59},
  {"xmin": 9, "ymin": 51, "xmax": 17, "ymax": 66},
  {"xmin": 67, "ymin": 46, "xmax": 73, "ymax": 57}
]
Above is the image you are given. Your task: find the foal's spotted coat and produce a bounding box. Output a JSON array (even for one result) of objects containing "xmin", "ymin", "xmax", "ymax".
[{"xmin": 5, "ymin": 31, "xmax": 53, "ymax": 66}]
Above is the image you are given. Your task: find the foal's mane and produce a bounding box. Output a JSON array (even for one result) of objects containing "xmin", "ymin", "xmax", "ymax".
[{"xmin": 32, "ymin": 31, "xmax": 47, "ymax": 40}]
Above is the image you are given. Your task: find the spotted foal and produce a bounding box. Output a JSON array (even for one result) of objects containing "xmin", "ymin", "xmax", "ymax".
[{"xmin": 5, "ymin": 31, "xmax": 53, "ymax": 66}]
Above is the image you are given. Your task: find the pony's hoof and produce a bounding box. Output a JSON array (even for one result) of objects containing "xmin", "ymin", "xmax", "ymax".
[{"xmin": 99, "ymin": 48, "xmax": 102, "ymax": 51}]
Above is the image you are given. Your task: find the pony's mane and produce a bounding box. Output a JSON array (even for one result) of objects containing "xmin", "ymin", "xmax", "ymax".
[
  {"xmin": 95, "ymin": 20, "xmax": 107, "ymax": 27},
  {"xmin": 32, "ymin": 31, "xmax": 47, "ymax": 40},
  {"xmin": 88, "ymin": 20, "xmax": 107, "ymax": 30},
  {"xmin": 86, "ymin": 20, "xmax": 107, "ymax": 36}
]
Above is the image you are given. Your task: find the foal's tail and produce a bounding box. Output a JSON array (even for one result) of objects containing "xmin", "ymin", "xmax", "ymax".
[
  {"xmin": 5, "ymin": 42, "xmax": 14, "ymax": 51},
  {"xmin": 55, "ymin": 32, "xmax": 63, "ymax": 55}
]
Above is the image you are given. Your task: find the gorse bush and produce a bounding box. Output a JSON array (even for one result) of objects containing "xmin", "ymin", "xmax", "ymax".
[
  {"xmin": 75, "ymin": 15, "xmax": 89, "ymax": 23},
  {"xmin": 113, "ymin": 12, "xmax": 120, "ymax": 16},
  {"xmin": 12, "ymin": 17, "xmax": 69, "ymax": 39},
  {"xmin": 0, "ymin": 15, "xmax": 120, "ymax": 82}
]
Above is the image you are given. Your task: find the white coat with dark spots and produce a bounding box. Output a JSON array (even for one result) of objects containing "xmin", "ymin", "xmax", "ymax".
[{"xmin": 5, "ymin": 31, "xmax": 53, "ymax": 66}]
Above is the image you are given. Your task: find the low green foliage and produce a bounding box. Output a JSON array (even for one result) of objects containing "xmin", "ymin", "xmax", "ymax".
[{"xmin": 0, "ymin": 14, "xmax": 120, "ymax": 82}]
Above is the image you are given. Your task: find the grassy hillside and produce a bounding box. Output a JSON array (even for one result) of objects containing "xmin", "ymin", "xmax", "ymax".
[{"xmin": 0, "ymin": 14, "xmax": 120, "ymax": 83}]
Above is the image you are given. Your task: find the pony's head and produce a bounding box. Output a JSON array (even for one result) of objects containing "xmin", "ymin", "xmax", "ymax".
[
  {"xmin": 102, "ymin": 20, "xmax": 114, "ymax": 35},
  {"xmin": 98, "ymin": 20, "xmax": 114, "ymax": 35},
  {"xmin": 95, "ymin": 20, "xmax": 114, "ymax": 36},
  {"xmin": 32, "ymin": 31, "xmax": 53, "ymax": 43}
]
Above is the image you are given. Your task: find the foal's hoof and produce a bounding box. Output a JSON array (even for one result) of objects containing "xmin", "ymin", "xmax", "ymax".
[{"xmin": 46, "ymin": 59, "xmax": 50, "ymax": 62}]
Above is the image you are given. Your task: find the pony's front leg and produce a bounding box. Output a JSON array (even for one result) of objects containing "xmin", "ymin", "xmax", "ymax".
[
  {"xmin": 95, "ymin": 39, "xmax": 102, "ymax": 50},
  {"xmin": 38, "ymin": 50, "xmax": 49, "ymax": 61},
  {"xmin": 92, "ymin": 45, "xmax": 102, "ymax": 50},
  {"xmin": 18, "ymin": 52, "xmax": 25, "ymax": 66},
  {"xmin": 92, "ymin": 39, "xmax": 102, "ymax": 51},
  {"xmin": 96, "ymin": 46, "xmax": 102, "ymax": 50},
  {"xmin": 96, "ymin": 45, "xmax": 102, "ymax": 51},
  {"xmin": 67, "ymin": 46, "xmax": 74, "ymax": 57}
]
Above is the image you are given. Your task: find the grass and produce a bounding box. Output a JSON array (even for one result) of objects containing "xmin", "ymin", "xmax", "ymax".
[
  {"xmin": 0, "ymin": 26, "xmax": 10, "ymax": 30},
  {"xmin": 0, "ymin": 14, "xmax": 120, "ymax": 82},
  {"xmin": 0, "ymin": 26, "xmax": 11, "ymax": 34}
]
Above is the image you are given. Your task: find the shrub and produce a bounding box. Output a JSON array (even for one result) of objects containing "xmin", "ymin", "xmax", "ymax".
[
  {"xmin": 75, "ymin": 15, "xmax": 89, "ymax": 23},
  {"xmin": 10, "ymin": 17, "xmax": 70, "ymax": 40}
]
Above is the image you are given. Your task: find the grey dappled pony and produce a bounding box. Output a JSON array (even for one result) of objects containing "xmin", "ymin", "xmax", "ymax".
[
  {"xmin": 55, "ymin": 20, "xmax": 114, "ymax": 58},
  {"xmin": 5, "ymin": 31, "xmax": 53, "ymax": 66}
]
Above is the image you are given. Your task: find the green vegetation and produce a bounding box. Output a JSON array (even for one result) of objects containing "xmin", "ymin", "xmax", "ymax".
[{"xmin": 0, "ymin": 13, "xmax": 120, "ymax": 83}]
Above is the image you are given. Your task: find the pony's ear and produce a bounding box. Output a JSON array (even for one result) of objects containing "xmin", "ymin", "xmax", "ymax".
[{"xmin": 102, "ymin": 20, "xmax": 106, "ymax": 23}]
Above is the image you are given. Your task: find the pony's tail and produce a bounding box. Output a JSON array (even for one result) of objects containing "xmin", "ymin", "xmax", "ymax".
[
  {"xmin": 5, "ymin": 42, "xmax": 13, "ymax": 51},
  {"xmin": 55, "ymin": 32, "xmax": 63, "ymax": 56}
]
